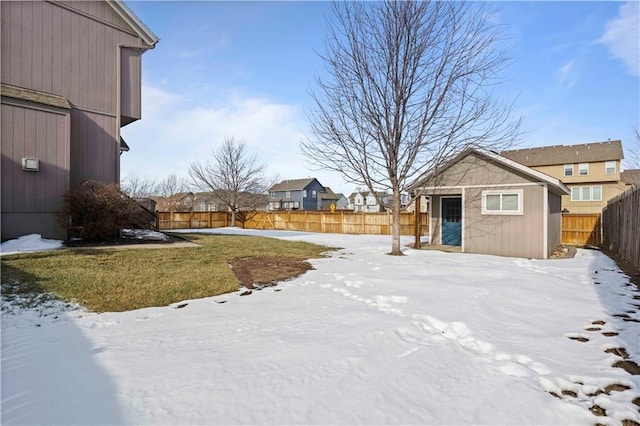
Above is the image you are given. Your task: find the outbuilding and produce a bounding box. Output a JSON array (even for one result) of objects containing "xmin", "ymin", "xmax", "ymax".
[{"xmin": 409, "ymin": 148, "xmax": 570, "ymax": 259}]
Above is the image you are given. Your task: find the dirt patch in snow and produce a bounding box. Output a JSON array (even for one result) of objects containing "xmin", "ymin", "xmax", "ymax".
[{"xmin": 229, "ymin": 257, "xmax": 314, "ymax": 289}]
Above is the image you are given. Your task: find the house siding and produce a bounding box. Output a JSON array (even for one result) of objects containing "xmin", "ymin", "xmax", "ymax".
[
  {"xmin": 1, "ymin": 100, "xmax": 70, "ymax": 240},
  {"xmin": 1, "ymin": 0, "xmax": 145, "ymax": 187}
]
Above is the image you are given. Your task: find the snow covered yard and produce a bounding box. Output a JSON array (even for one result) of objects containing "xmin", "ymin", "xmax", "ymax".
[{"xmin": 2, "ymin": 229, "xmax": 639, "ymax": 425}]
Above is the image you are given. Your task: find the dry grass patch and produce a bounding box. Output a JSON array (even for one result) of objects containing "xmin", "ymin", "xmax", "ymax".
[{"xmin": 1, "ymin": 233, "xmax": 334, "ymax": 312}]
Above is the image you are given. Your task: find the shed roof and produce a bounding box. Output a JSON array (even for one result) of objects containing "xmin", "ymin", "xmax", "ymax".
[
  {"xmin": 409, "ymin": 148, "xmax": 570, "ymax": 195},
  {"xmin": 1, "ymin": 83, "xmax": 71, "ymax": 109},
  {"xmin": 501, "ymin": 140, "xmax": 623, "ymax": 166},
  {"xmin": 269, "ymin": 178, "xmax": 321, "ymax": 192},
  {"xmin": 621, "ymin": 169, "xmax": 640, "ymax": 184}
]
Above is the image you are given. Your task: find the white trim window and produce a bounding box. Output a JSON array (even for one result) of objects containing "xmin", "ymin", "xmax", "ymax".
[
  {"xmin": 564, "ymin": 164, "xmax": 573, "ymax": 177},
  {"xmin": 570, "ymin": 186, "xmax": 602, "ymax": 201},
  {"xmin": 481, "ymin": 190, "xmax": 523, "ymax": 215},
  {"xmin": 312, "ymin": 190, "xmax": 317, "ymax": 198},
  {"xmin": 285, "ymin": 191, "xmax": 291, "ymax": 198},
  {"xmin": 578, "ymin": 163, "xmax": 589, "ymax": 176},
  {"xmin": 605, "ymin": 161, "xmax": 616, "ymax": 175},
  {"xmin": 302, "ymin": 190, "xmax": 307, "ymax": 197}
]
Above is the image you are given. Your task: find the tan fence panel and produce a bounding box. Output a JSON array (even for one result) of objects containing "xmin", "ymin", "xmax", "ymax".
[
  {"xmin": 158, "ymin": 210, "xmax": 428, "ymax": 236},
  {"xmin": 602, "ymin": 183, "xmax": 640, "ymax": 270},
  {"xmin": 562, "ymin": 214, "xmax": 601, "ymax": 246}
]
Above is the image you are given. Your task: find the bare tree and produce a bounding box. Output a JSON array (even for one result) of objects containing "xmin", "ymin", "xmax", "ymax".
[
  {"xmin": 302, "ymin": 1, "xmax": 520, "ymax": 255},
  {"xmin": 121, "ymin": 173, "xmax": 157, "ymax": 198},
  {"xmin": 189, "ymin": 137, "xmax": 267, "ymax": 227},
  {"xmin": 155, "ymin": 173, "xmax": 189, "ymax": 198},
  {"xmin": 625, "ymin": 127, "xmax": 640, "ymax": 169}
]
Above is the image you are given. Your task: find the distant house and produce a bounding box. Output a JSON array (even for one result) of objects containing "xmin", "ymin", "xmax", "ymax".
[
  {"xmin": 154, "ymin": 192, "xmax": 195, "ymax": 212},
  {"xmin": 319, "ymin": 187, "xmax": 341, "ymax": 210},
  {"xmin": 193, "ymin": 191, "xmax": 269, "ymax": 212},
  {"xmin": 408, "ymin": 148, "xmax": 569, "ymax": 259},
  {"xmin": 621, "ymin": 169, "xmax": 640, "ymax": 186},
  {"xmin": 334, "ymin": 193, "xmax": 350, "ymax": 210},
  {"xmin": 501, "ymin": 141, "xmax": 628, "ymax": 214},
  {"xmin": 268, "ymin": 178, "xmax": 326, "ymax": 211},
  {"xmin": 347, "ymin": 191, "xmax": 388, "ymax": 212},
  {"xmin": 1, "ymin": 0, "xmax": 158, "ymax": 241}
]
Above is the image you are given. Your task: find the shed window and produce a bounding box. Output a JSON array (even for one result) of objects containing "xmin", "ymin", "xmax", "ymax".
[
  {"xmin": 579, "ymin": 163, "xmax": 589, "ymax": 176},
  {"xmin": 564, "ymin": 164, "xmax": 573, "ymax": 177},
  {"xmin": 605, "ymin": 161, "xmax": 616, "ymax": 174},
  {"xmin": 481, "ymin": 190, "xmax": 523, "ymax": 215}
]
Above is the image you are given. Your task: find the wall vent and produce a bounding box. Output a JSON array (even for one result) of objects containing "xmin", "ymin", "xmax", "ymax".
[{"xmin": 22, "ymin": 157, "xmax": 39, "ymax": 171}]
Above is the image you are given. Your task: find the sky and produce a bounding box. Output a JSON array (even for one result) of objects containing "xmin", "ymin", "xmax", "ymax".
[
  {"xmin": 2, "ymin": 229, "xmax": 640, "ymax": 424},
  {"xmin": 120, "ymin": 1, "xmax": 640, "ymax": 197}
]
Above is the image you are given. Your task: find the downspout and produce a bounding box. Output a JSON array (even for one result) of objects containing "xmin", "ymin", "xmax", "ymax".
[
  {"xmin": 116, "ymin": 42, "xmax": 155, "ymax": 186},
  {"xmin": 543, "ymin": 183, "xmax": 549, "ymax": 259}
]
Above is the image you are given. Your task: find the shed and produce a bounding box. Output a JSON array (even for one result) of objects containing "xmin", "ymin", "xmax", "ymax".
[{"xmin": 408, "ymin": 148, "xmax": 570, "ymax": 259}]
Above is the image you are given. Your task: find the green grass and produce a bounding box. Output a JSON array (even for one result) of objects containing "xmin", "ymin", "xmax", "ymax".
[{"xmin": 1, "ymin": 233, "xmax": 334, "ymax": 313}]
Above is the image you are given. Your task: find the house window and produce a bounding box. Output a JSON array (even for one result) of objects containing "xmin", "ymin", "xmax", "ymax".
[
  {"xmin": 564, "ymin": 164, "xmax": 573, "ymax": 177},
  {"xmin": 286, "ymin": 191, "xmax": 290, "ymax": 198},
  {"xmin": 481, "ymin": 190, "xmax": 523, "ymax": 215},
  {"xmin": 303, "ymin": 190, "xmax": 307, "ymax": 197},
  {"xmin": 570, "ymin": 186, "xmax": 602, "ymax": 201},
  {"xmin": 270, "ymin": 192, "xmax": 275, "ymax": 198},
  {"xmin": 312, "ymin": 190, "xmax": 317, "ymax": 198},
  {"xmin": 605, "ymin": 161, "xmax": 616, "ymax": 174},
  {"xmin": 579, "ymin": 163, "xmax": 589, "ymax": 176}
]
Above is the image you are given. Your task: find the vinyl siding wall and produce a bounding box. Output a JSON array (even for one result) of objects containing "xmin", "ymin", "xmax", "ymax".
[
  {"xmin": 1, "ymin": 0, "xmax": 145, "ymax": 186},
  {"xmin": 1, "ymin": 100, "xmax": 70, "ymax": 240}
]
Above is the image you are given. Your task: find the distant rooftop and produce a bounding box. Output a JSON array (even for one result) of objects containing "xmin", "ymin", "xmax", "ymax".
[{"xmin": 501, "ymin": 140, "xmax": 623, "ymax": 167}]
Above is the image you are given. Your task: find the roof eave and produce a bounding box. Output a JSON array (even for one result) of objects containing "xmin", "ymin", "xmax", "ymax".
[{"xmin": 107, "ymin": 0, "xmax": 159, "ymax": 47}]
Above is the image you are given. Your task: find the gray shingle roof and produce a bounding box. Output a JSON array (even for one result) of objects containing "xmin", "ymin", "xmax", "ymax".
[
  {"xmin": 269, "ymin": 178, "xmax": 319, "ymax": 192},
  {"xmin": 501, "ymin": 140, "xmax": 623, "ymax": 166},
  {"xmin": 621, "ymin": 169, "xmax": 640, "ymax": 184}
]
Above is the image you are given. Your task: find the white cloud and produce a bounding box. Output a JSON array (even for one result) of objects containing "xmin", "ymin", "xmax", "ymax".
[
  {"xmin": 598, "ymin": 1, "xmax": 640, "ymax": 77},
  {"xmin": 121, "ymin": 85, "xmax": 357, "ymax": 195},
  {"xmin": 555, "ymin": 60, "xmax": 577, "ymax": 88}
]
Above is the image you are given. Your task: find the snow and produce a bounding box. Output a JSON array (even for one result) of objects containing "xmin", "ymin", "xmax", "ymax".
[
  {"xmin": 2, "ymin": 229, "xmax": 639, "ymax": 425},
  {"xmin": 0, "ymin": 234, "xmax": 63, "ymax": 256}
]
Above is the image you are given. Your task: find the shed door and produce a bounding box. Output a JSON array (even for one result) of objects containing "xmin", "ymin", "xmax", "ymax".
[{"xmin": 442, "ymin": 198, "xmax": 462, "ymax": 246}]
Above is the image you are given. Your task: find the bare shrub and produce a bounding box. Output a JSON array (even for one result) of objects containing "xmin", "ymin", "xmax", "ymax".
[{"xmin": 59, "ymin": 181, "xmax": 154, "ymax": 240}]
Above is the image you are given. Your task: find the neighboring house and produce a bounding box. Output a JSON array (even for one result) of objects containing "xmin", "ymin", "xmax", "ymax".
[
  {"xmin": 192, "ymin": 191, "xmax": 268, "ymax": 212},
  {"xmin": 501, "ymin": 140, "xmax": 627, "ymax": 214},
  {"xmin": 268, "ymin": 178, "xmax": 326, "ymax": 211},
  {"xmin": 1, "ymin": 0, "xmax": 158, "ymax": 241},
  {"xmin": 408, "ymin": 148, "xmax": 569, "ymax": 259},
  {"xmin": 334, "ymin": 193, "xmax": 350, "ymax": 210},
  {"xmin": 621, "ymin": 169, "xmax": 640, "ymax": 186},
  {"xmin": 154, "ymin": 192, "xmax": 195, "ymax": 212},
  {"xmin": 319, "ymin": 187, "xmax": 340, "ymax": 210},
  {"xmin": 348, "ymin": 191, "xmax": 388, "ymax": 212}
]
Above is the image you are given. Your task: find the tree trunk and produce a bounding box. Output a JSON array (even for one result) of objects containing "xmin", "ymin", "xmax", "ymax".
[{"xmin": 390, "ymin": 188, "xmax": 403, "ymax": 255}]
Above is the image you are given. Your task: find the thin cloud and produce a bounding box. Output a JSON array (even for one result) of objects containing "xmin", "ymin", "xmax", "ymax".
[
  {"xmin": 598, "ymin": 1, "xmax": 639, "ymax": 77},
  {"xmin": 556, "ymin": 60, "xmax": 577, "ymax": 89}
]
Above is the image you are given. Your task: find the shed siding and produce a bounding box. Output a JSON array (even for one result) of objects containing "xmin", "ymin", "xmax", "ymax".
[
  {"xmin": 464, "ymin": 185, "xmax": 545, "ymax": 258},
  {"xmin": 1, "ymin": 101, "xmax": 70, "ymax": 240},
  {"xmin": 547, "ymin": 192, "xmax": 562, "ymax": 255}
]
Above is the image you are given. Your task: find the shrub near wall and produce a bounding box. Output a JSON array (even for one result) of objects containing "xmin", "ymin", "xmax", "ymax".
[{"xmin": 59, "ymin": 181, "xmax": 154, "ymax": 240}]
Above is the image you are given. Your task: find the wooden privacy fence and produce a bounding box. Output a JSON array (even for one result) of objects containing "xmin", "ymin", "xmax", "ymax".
[
  {"xmin": 602, "ymin": 183, "xmax": 640, "ymax": 270},
  {"xmin": 561, "ymin": 214, "xmax": 601, "ymax": 246},
  {"xmin": 157, "ymin": 210, "xmax": 429, "ymax": 236}
]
